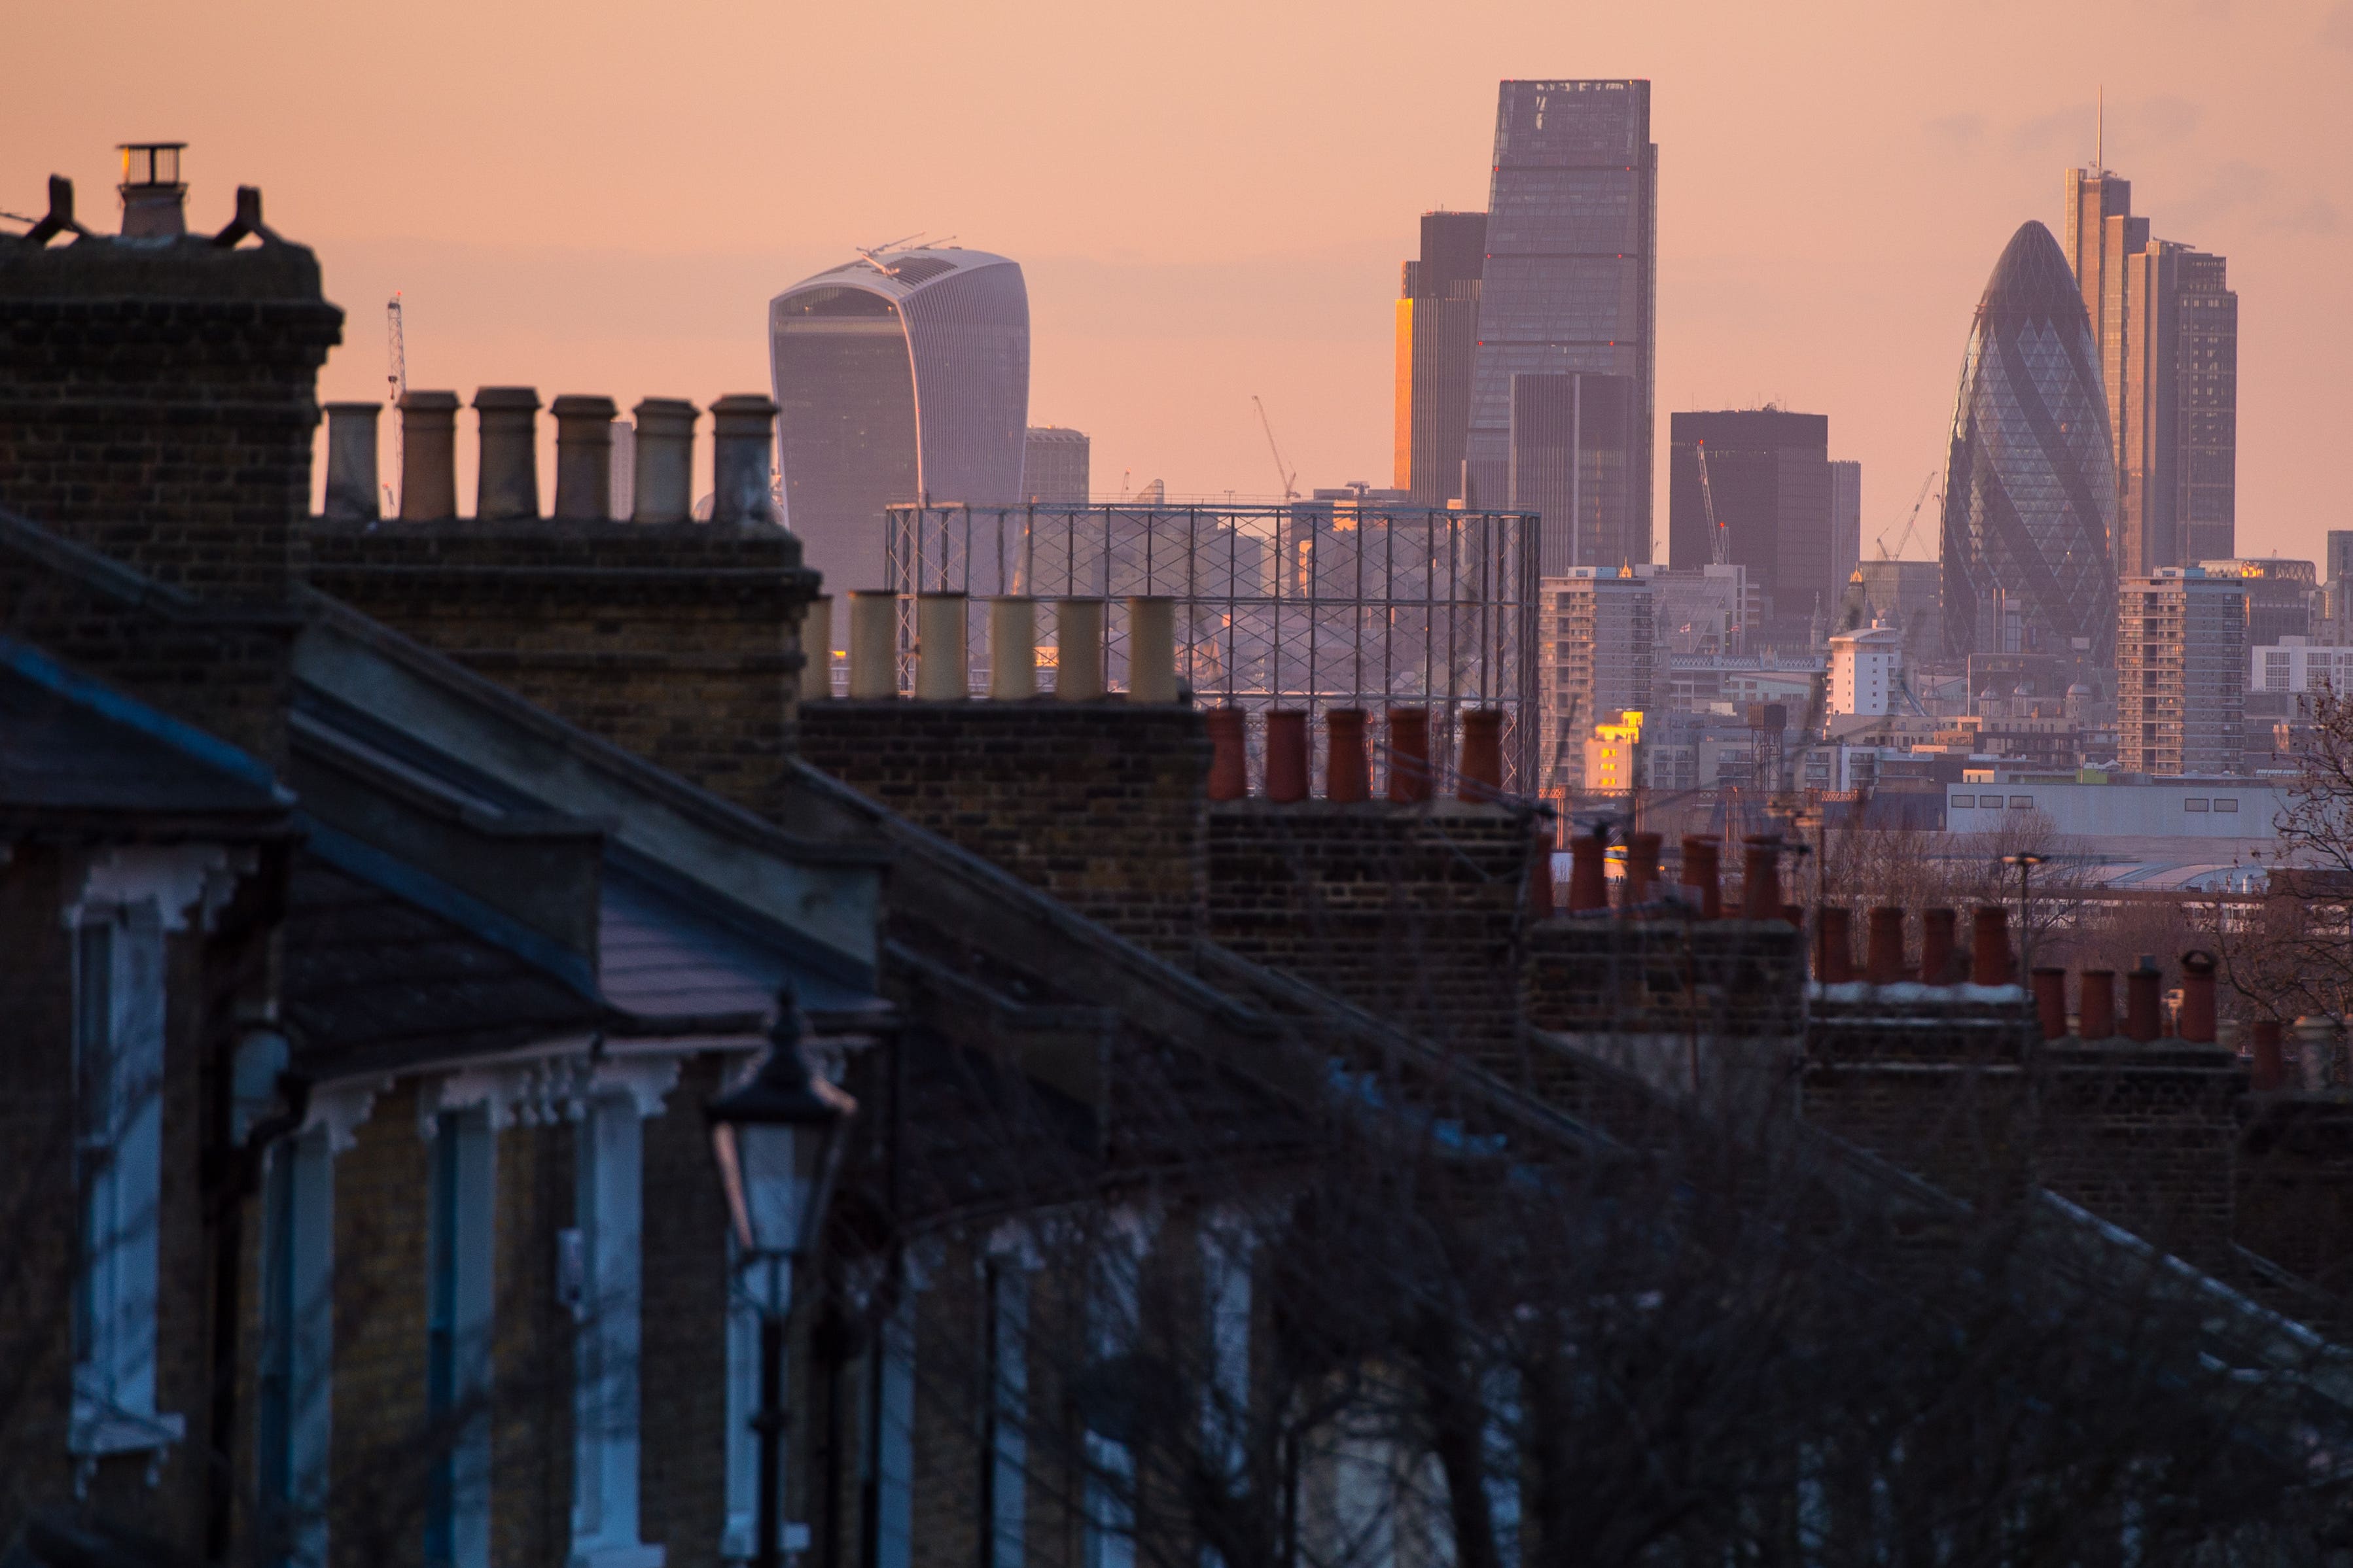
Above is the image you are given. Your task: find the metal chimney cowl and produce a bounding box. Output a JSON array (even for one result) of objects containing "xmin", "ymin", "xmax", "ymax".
[{"xmin": 117, "ymin": 142, "xmax": 188, "ymax": 240}]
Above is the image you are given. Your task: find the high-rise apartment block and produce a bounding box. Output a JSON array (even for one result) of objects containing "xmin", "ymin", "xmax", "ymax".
[
  {"xmin": 2062, "ymin": 166, "xmax": 2238, "ymax": 574},
  {"xmin": 1667, "ymin": 409, "xmax": 1832, "ymax": 648},
  {"xmin": 2115, "ymin": 566, "xmax": 2246, "ymax": 776},
  {"xmin": 1394, "ymin": 211, "xmax": 1487, "ymax": 505},
  {"xmin": 1509, "ymin": 372, "xmax": 1636, "ymax": 574},
  {"xmin": 1466, "ymin": 79, "xmax": 1655, "ymax": 561},
  {"xmin": 2325, "ymin": 531, "xmax": 2353, "ymax": 642},
  {"xmin": 1023, "ymin": 425, "xmax": 1090, "ymax": 502},
  {"xmin": 1538, "ymin": 566, "xmax": 1654, "ymax": 796}
]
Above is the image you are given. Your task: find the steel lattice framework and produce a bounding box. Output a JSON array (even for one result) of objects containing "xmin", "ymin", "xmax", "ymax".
[{"xmin": 884, "ymin": 501, "xmax": 1542, "ymax": 796}]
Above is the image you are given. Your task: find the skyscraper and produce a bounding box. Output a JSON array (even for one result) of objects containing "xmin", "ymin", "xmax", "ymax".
[
  {"xmin": 1023, "ymin": 426, "xmax": 1089, "ymax": 502},
  {"xmin": 1508, "ymin": 372, "xmax": 1634, "ymax": 574},
  {"xmin": 2062, "ymin": 164, "xmax": 2238, "ymax": 572},
  {"xmin": 1828, "ymin": 461, "xmax": 1862, "ymax": 608},
  {"xmin": 1465, "ymin": 79, "xmax": 1655, "ymax": 561},
  {"xmin": 1665, "ymin": 409, "xmax": 1831, "ymax": 648},
  {"xmin": 1393, "ymin": 211, "xmax": 1486, "ymax": 504},
  {"xmin": 1938, "ymin": 222, "xmax": 2117, "ymax": 667},
  {"xmin": 770, "ymin": 247, "xmax": 1030, "ymax": 592},
  {"xmin": 2116, "ymin": 566, "xmax": 2246, "ymax": 775}
]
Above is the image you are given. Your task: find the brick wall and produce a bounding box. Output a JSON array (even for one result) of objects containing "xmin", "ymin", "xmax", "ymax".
[
  {"xmin": 800, "ymin": 701, "xmax": 1211, "ymax": 956},
  {"xmin": 2037, "ymin": 1040, "xmax": 2244, "ymax": 1269},
  {"xmin": 1208, "ymin": 801, "xmax": 1533, "ymax": 1053},
  {"xmin": 310, "ymin": 524, "xmax": 818, "ymax": 819},
  {"xmin": 0, "ymin": 237, "xmax": 341, "ymax": 602},
  {"xmin": 2238, "ymin": 1095, "xmax": 2353, "ymax": 1295}
]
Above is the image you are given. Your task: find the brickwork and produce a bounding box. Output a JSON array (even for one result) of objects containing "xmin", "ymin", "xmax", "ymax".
[
  {"xmin": 327, "ymin": 1079, "xmax": 436, "ymax": 1568},
  {"xmin": 2238, "ymin": 1096, "xmax": 2353, "ymax": 1295},
  {"xmin": 1523, "ymin": 918, "xmax": 1806, "ymax": 1039},
  {"xmin": 801, "ymin": 701, "xmax": 1211, "ymax": 954},
  {"xmin": 1209, "ymin": 801, "xmax": 1533, "ymax": 1053},
  {"xmin": 2038, "ymin": 1040, "xmax": 2244, "ymax": 1268},
  {"xmin": 1801, "ymin": 992, "xmax": 2037, "ymax": 1210},
  {"xmin": 310, "ymin": 524, "xmax": 818, "ymax": 818},
  {"xmin": 0, "ymin": 237, "xmax": 341, "ymax": 602}
]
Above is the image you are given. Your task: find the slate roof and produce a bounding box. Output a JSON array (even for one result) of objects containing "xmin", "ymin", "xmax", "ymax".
[{"xmin": 0, "ymin": 641, "xmax": 292, "ymax": 835}]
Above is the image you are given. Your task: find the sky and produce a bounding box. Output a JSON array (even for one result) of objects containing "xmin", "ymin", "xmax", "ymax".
[{"xmin": 9, "ymin": 0, "xmax": 2349, "ymax": 565}]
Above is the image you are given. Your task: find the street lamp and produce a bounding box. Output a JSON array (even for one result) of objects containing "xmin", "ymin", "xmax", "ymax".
[
  {"xmin": 706, "ymin": 989, "xmax": 857, "ymax": 1568},
  {"xmin": 2002, "ymin": 852, "xmax": 2047, "ymax": 978}
]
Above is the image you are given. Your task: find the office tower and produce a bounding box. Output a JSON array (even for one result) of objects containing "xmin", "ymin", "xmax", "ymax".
[
  {"xmin": 2199, "ymin": 557, "xmax": 2316, "ymax": 646},
  {"xmin": 1023, "ymin": 426, "xmax": 1090, "ymax": 502},
  {"xmin": 2174, "ymin": 249, "xmax": 2238, "ymax": 563},
  {"xmin": 1853, "ymin": 559, "xmax": 1943, "ymax": 669},
  {"xmin": 1666, "ymin": 409, "xmax": 1831, "ymax": 648},
  {"xmin": 1538, "ymin": 566, "xmax": 1653, "ymax": 795},
  {"xmin": 770, "ymin": 247, "xmax": 1030, "ymax": 592},
  {"xmin": 2062, "ymin": 164, "xmax": 2238, "ymax": 572},
  {"xmin": 2116, "ymin": 566, "xmax": 2246, "ymax": 775},
  {"xmin": 2326, "ymin": 532, "xmax": 2353, "ymax": 642},
  {"xmin": 1828, "ymin": 461, "xmax": 1861, "ymax": 607},
  {"xmin": 1508, "ymin": 372, "xmax": 1635, "ymax": 574},
  {"xmin": 1939, "ymin": 222, "xmax": 2116, "ymax": 667},
  {"xmin": 1394, "ymin": 210, "xmax": 1487, "ymax": 504},
  {"xmin": 1466, "ymin": 79, "xmax": 1655, "ymax": 559},
  {"xmin": 1828, "ymin": 625, "xmax": 1903, "ymax": 717}
]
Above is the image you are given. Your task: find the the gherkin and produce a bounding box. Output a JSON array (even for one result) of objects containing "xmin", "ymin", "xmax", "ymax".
[{"xmin": 1939, "ymin": 220, "xmax": 2117, "ymax": 665}]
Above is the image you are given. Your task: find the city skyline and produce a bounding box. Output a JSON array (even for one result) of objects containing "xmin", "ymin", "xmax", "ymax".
[{"xmin": 9, "ymin": 2, "xmax": 2345, "ymax": 568}]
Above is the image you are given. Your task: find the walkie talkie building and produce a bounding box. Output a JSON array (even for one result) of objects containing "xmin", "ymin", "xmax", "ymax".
[
  {"xmin": 770, "ymin": 248, "xmax": 1029, "ymax": 593},
  {"xmin": 1938, "ymin": 221, "xmax": 2117, "ymax": 667}
]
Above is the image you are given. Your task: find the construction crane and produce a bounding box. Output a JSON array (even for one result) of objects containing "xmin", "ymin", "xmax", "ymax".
[
  {"xmin": 384, "ymin": 293, "xmax": 406, "ymax": 515},
  {"xmin": 1874, "ymin": 470, "xmax": 1937, "ymax": 560},
  {"xmin": 1252, "ymin": 395, "xmax": 1300, "ymax": 501},
  {"xmin": 1696, "ymin": 438, "xmax": 1729, "ymax": 566}
]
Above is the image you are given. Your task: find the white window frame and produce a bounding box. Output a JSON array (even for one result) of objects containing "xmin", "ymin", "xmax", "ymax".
[
  {"xmin": 258, "ymin": 1128, "xmax": 336, "ymax": 1568},
  {"xmin": 985, "ymin": 1232, "xmax": 1040, "ymax": 1568},
  {"xmin": 425, "ymin": 1107, "xmax": 496, "ymax": 1568},
  {"xmin": 62, "ymin": 845, "xmax": 235, "ymax": 1467},
  {"xmin": 571, "ymin": 1095, "xmax": 665, "ymax": 1568}
]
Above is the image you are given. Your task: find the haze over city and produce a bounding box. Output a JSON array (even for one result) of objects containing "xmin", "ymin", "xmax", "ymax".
[{"xmin": 12, "ymin": 0, "xmax": 2349, "ymax": 560}]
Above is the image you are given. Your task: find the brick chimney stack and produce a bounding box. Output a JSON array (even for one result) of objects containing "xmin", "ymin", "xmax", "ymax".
[{"xmin": 0, "ymin": 161, "xmax": 342, "ymax": 604}]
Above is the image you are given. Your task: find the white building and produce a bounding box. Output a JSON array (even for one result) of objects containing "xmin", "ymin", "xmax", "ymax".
[
  {"xmin": 2252, "ymin": 636, "xmax": 2353, "ymax": 696},
  {"xmin": 1828, "ymin": 625, "xmax": 1903, "ymax": 717}
]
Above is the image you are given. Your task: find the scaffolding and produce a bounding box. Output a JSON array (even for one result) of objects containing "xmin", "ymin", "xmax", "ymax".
[{"xmin": 884, "ymin": 500, "xmax": 1541, "ymax": 797}]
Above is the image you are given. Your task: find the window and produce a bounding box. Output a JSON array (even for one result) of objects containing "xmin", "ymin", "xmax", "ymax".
[
  {"xmin": 2215, "ymin": 797, "xmax": 2240, "ymax": 812},
  {"xmin": 1950, "ymin": 795, "xmax": 1974, "ymax": 809},
  {"xmin": 257, "ymin": 1130, "xmax": 333, "ymax": 1568},
  {"xmin": 2184, "ymin": 797, "xmax": 2210, "ymax": 812},
  {"xmin": 71, "ymin": 905, "xmax": 183, "ymax": 1459},
  {"xmin": 2009, "ymin": 795, "xmax": 2033, "ymax": 810},
  {"xmin": 425, "ymin": 1110, "xmax": 494, "ymax": 1568},
  {"xmin": 573, "ymin": 1100, "xmax": 663, "ymax": 1568}
]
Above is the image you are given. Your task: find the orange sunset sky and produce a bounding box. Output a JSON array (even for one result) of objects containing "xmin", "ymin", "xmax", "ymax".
[{"xmin": 9, "ymin": 0, "xmax": 2348, "ymax": 566}]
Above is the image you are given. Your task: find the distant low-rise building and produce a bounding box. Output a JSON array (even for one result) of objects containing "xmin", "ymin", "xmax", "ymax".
[
  {"xmin": 2252, "ymin": 636, "xmax": 2353, "ymax": 697},
  {"xmin": 1541, "ymin": 566, "xmax": 1654, "ymax": 795},
  {"xmin": 1828, "ymin": 625, "xmax": 1903, "ymax": 717}
]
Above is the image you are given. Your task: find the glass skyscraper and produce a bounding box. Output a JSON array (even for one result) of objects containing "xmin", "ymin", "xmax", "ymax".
[
  {"xmin": 1393, "ymin": 210, "xmax": 1487, "ymax": 505},
  {"xmin": 770, "ymin": 248, "xmax": 1029, "ymax": 593},
  {"xmin": 1939, "ymin": 221, "xmax": 2117, "ymax": 667},
  {"xmin": 1464, "ymin": 80, "xmax": 1655, "ymax": 559}
]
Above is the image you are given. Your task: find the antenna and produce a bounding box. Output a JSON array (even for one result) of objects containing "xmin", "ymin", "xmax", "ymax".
[
  {"xmin": 2095, "ymin": 86, "xmax": 2104, "ymax": 173},
  {"xmin": 385, "ymin": 293, "xmax": 406, "ymax": 515}
]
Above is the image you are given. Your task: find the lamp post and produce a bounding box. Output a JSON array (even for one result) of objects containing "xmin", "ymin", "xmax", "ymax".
[
  {"xmin": 706, "ymin": 990, "xmax": 857, "ymax": 1568},
  {"xmin": 2002, "ymin": 852, "xmax": 2047, "ymax": 977}
]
